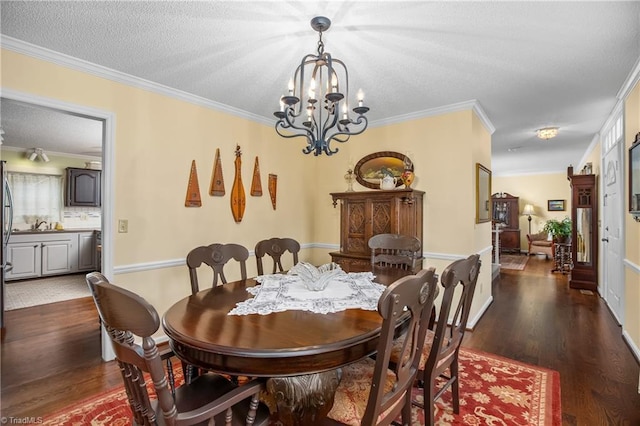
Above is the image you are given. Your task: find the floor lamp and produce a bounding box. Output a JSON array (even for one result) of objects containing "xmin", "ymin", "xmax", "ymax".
[{"xmin": 522, "ymin": 204, "xmax": 535, "ymax": 235}]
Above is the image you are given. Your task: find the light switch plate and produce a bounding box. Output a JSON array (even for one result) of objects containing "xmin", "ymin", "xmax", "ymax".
[{"xmin": 118, "ymin": 219, "xmax": 128, "ymax": 233}]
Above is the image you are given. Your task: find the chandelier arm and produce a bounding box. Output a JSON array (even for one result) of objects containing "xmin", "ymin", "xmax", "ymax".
[
  {"xmin": 328, "ymin": 116, "xmax": 369, "ymax": 142},
  {"xmin": 275, "ymin": 123, "xmax": 312, "ymax": 140},
  {"xmin": 281, "ymin": 107, "xmax": 312, "ymax": 133}
]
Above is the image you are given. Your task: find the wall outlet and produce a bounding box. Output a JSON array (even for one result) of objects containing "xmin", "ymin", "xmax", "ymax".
[{"xmin": 118, "ymin": 219, "xmax": 128, "ymax": 233}]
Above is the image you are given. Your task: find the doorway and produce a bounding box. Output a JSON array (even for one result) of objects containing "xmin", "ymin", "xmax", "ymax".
[
  {"xmin": 0, "ymin": 88, "xmax": 114, "ymax": 359},
  {"xmin": 601, "ymin": 114, "xmax": 625, "ymax": 325}
]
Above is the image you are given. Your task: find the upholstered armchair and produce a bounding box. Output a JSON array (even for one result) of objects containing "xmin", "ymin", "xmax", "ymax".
[{"xmin": 527, "ymin": 231, "xmax": 554, "ymax": 259}]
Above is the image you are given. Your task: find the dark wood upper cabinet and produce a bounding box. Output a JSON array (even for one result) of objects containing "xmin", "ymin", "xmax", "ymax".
[{"xmin": 65, "ymin": 168, "xmax": 101, "ymax": 207}]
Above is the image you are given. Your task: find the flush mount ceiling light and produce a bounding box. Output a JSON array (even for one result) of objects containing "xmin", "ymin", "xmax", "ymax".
[
  {"xmin": 536, "ymin": 127, "xmax": 559, "ymax": 140},
  {"xmin": 27, "ymin": 148, "xmax": 50, "ymax": 162},
  {"xmin": 274, "ymin": 16, "xmax": 369, "ymax": 156}
]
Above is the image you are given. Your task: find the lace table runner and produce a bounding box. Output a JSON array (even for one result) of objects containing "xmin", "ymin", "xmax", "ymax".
[{"xmin": 228, "ymin": 272, "xmax": 386, "ymax": 315}]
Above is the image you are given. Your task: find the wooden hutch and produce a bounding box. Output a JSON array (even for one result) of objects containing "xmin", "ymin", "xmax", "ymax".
[
  {"xmin": 491, "ymin": 192, "xmax": 521, "ymax": 253},
  {"xmin": 329, "ymin": 189, "xmax": 424, "ymax": 272},
  {"xmin": 567, "ymin": 166, "xmax": 598, "ymax": 291}
]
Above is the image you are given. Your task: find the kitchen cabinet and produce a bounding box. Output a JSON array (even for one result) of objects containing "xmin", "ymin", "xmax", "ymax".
[
  {"xmin": 329, "ymin": 189, "xmax": 424, "ymax": 272},
  {"xmin": 77, "ymin": 231, "xmax": 96, "ymax": 271},
  {"xmin": 66, "ymin": 168, "xmax": 101, "ymax": 207},
  {"xmin": 41, "ymin": 237, "xmax": 74, "ymax": 276},
  {"xmin": 5, "ymin": 230, "xmax": 97, "ymax": 280},
  {"xmin": 5, "ymin": 241, "xmax": 41, "ymax": 280}
]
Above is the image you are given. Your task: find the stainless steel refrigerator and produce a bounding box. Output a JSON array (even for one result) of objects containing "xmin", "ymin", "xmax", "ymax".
[{"xmin": 1, "ymin": 160, "xmax": 14, "ymax": 331}]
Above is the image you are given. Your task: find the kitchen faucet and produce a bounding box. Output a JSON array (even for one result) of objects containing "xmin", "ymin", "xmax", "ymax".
[{"xmin": 34, "ymin": 219, "xmax": 48, "ymax": 230}]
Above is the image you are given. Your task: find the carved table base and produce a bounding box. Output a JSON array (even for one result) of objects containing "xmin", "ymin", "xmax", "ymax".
[{"xmin": 263, "ymin": 369, "xmax": 342, "ymax": 425}]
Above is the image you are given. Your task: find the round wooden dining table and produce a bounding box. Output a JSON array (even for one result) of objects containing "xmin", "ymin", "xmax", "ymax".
[{"xmin": 162, "ymin": 268, "xmax": 409, "ymax": 425}]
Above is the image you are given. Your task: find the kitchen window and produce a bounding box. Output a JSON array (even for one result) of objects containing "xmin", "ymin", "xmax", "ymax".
[{"xmin": 7, "ymin": 172, "xmax": 62, "ymax": 228}]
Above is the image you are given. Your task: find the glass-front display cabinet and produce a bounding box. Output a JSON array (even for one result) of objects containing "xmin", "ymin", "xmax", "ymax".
[{"xmin": 567, "ymin": 166, "xmax": 598, "ymax": 291}]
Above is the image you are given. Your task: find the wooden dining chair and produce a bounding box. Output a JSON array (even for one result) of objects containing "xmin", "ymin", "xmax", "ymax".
[
  {"xmin": 390, "ymin": 253, "xmax": 481, "ymax": 424},
  {"xmin": 86, "ymin": 271, "xmax": 182, "ymax": 394},
  {"xmin": 368, "ymin": 233, "xmax": 422, "ymax": 271},
  {"xmin": 186, "ymin": 243, "xmax": 249, "ymax": 294},
  {"xmin": 325, "ymin": 268, "xmax": 439, "ymax": 426},
  {"xmin": 254, "ymin": 237, "xmax": 300, "ymax": 275},
  {"xmin": 85, "ymin": 272, "xmax": 270, "ymax": 426}
]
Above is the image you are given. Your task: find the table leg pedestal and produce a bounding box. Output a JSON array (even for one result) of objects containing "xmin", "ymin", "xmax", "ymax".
[{"xmin": 264, "ymin": 369, "xmax": 342, "ymax": 425}]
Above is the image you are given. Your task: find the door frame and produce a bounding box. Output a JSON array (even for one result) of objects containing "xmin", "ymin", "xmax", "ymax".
[{"xmin": 1, "ymin": 88, "xmax": 115, "ymax": 360}]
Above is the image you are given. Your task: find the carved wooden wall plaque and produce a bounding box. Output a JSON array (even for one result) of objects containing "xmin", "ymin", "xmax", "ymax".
[
  {"xmin": 209, "ymin": 148, "xmax": 225, "ymax": 196},
  {"xmin": 230, "ymin": 145, "xmax": 246, "ymax": 222},
  {"xmin": 250, "ymin": 156, "xmax": 263, "ymax": 196},
  {"xmin": 185, "ymin": 160, "xmax": 202, "ymax": 207},
  {"xmin": 268, "ymin": 174, "xmax": 277, "ymax": 210}
]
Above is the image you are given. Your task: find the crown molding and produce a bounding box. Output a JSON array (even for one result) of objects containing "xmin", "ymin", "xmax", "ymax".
[
  {"xmin": 370, "ymin": 99, "xmax": 496, "ymax": 135},
  {"xmin": 616, "ymin": 54, "xmax": 640, "ymax": 101},
  {"xmin": 1, "ymin": 35, "xmax": 273, "ymax": 127}
]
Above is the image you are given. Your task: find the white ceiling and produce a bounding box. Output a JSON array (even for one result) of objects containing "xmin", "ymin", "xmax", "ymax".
[{"xmin": 1, "ymin": 1, "xmax": 639, "ymax": 175}]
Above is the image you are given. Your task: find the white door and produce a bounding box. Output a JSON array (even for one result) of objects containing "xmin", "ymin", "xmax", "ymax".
[{"xmin": 602, "ymin": 143, "xmax": 624, "ymax": 324}]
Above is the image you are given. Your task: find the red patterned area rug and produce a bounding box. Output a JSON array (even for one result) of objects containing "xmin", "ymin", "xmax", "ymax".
[{"xmin": 42, "ymin": 348, "xmax": 560, "ymax": 425}]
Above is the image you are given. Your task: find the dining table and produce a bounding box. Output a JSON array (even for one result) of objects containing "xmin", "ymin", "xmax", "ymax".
[{"xmin": 162, "ymin": 266, "xmax": 414, "ymax": 426}]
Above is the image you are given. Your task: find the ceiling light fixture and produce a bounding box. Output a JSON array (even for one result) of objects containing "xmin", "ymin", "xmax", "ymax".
[
  {"xmin": 27, "ymin": 148, "xmax": 50, "ymax": 162},
  {"xmin": 274, "ymin": 16, "xmax": 369, "ymax": 156},
  {"xmin": 536, "ymin": 127, "xmax": 559, "ymax": 140}
]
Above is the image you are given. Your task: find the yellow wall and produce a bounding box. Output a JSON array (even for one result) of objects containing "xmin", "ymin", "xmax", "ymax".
[
  {"xmin": 624, "ymin": 80, "xmax": 640, "ymax": 349},
  {"xmin": 493, "ymin": 173, "xmax": 572, "ymax": 250},
  {"xmin": 1, "ymin": 48, "xmax": 493, "ymax": 328},
  {"xmin": 1, "ymin": 48, "xmax": 317, "ymax": 315},
  {"xmin": 312, "ymin": 110, "xmax": 493, "ymax": 325}
]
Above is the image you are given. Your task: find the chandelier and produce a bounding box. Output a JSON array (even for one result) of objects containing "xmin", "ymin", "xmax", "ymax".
[
  {"xmin": 274, "ymin": 16, "xmax": 369, "ymax": 156},
  {"xmin": 536, "ymin": 127, "xmax": 559, "ymax": 140}
]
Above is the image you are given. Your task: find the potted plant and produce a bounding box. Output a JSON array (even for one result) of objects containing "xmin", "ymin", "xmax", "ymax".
[{"xmin": 542, "ymin": 217, "xmax": 572, "ymax": 243}]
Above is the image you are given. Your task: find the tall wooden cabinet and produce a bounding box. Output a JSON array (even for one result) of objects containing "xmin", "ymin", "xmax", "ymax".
[
  {"xmin": 491, "ymin": 192, "xmax": 521, "ymax": 253},
  {"xmin": 567, "ymin": 167, "xmax": 598, "ymax": 291},
  {"xmin": 329, "ymin": 189, "xmax": 424, "ymax": 272}
]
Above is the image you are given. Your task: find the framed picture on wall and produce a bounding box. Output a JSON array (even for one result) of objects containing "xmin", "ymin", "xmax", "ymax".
[{"xmin": 547, "ymin": 199, "xmax": 565, "ymax": 211}]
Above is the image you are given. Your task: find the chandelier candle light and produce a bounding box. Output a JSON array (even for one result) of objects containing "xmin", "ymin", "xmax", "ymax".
[{"xmin": 274, "ymin": 16, "xmax": 369, "ymax": 156}]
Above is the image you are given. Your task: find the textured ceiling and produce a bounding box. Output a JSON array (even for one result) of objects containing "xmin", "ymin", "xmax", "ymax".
[{"xmin": 1, "ymin": 1, "xmax": 639, "ymax": 175}]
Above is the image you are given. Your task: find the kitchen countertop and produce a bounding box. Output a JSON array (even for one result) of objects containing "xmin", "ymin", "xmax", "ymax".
[{"xmin": 11, "ymin": 228, "xmax": 100, "ymax": 235}]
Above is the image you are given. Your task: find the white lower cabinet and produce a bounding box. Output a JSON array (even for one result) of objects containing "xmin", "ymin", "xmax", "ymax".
[
  {"xmin": 6, "ymin": 231, "xmax": 97, "ymax": 281},
  {"xmin": 6, "ymin": 242, "xmax": 41, "ymax": 280},
  {"xmin": 41, "ymin": 238, "xmax": 74, "ymax": 276},
  {"xmin": 77, "ymin": 232, "xmax": 96, "ymax": 272}
]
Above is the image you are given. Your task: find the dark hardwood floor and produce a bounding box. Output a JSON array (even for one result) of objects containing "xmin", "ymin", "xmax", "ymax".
[{"xmin": 1, "ymin": 256, "xmax": 639, "ymax": 424}]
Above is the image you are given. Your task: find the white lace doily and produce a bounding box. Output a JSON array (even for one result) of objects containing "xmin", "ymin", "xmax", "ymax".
[{"xmin": 228, "ymin": 272, "xmax": 386, "ymax": 315}]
